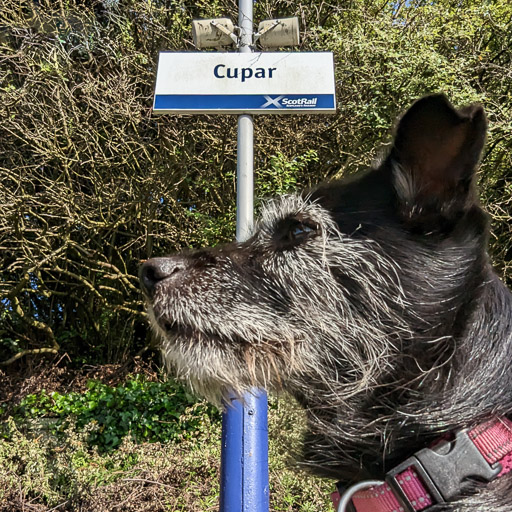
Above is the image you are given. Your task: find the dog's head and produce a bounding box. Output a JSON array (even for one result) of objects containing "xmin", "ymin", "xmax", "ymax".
[{"xmin": 140, "ymin": 94, "xmax": 488, "ymax": 405}]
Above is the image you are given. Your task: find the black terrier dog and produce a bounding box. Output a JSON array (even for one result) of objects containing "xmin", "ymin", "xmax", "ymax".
[{"xmin": 140, "ymin": 95, "xmax": 512, "ymax": 511}]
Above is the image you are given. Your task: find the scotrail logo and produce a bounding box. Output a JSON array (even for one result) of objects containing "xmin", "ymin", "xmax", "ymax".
[{"xmin": 261, "ymin": 95, "xmax": 319, "ymax": 108}]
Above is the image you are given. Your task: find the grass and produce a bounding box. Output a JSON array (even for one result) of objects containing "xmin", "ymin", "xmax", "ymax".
[{"xmin": 0, "ymin": 377, "xmax": 334, "ymax": 512}]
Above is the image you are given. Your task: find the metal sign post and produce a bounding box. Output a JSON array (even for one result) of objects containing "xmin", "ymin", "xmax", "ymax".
[
  {"xmin": 153, "ymin": 2, "xmax": 336, "ymax": 510},
  {"xmin": 236, "ymin": 0, "xmax": 254, "ymax": 244},
  {"xmin": 220, "ymin": 3, "xmax": 270, "ymax": 511}
]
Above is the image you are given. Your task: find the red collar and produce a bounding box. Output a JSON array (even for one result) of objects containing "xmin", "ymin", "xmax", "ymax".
[{"xmin": 332, "ymin": 418, "xmax": 512, "ymax": 512}]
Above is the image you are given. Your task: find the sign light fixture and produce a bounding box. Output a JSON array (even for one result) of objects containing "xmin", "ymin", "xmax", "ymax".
[
  {"xmin": 191, "ymin": 16, "xmax": 300, "ymax": 50},
  {"xmin": 191, "ymin": 18, "xmax": 237, "ymax": 48},
  {"xmin": 255, "ymin": 17, "xmax": 300, "ymax": 48}
]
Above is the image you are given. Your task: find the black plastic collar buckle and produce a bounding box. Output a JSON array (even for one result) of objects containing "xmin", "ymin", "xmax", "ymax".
[{"xmin": 385, "ymin": 430, "xmax": 502, "ymax": 512}]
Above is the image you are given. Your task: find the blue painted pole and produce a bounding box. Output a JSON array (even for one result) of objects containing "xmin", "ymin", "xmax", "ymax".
[
  {"xmin": 219, "ymin": 0, "xmax": 270, "ymax": 510},
  {"xmin": 240, "ymin": 390, "xmax": 269, "ymax": 510},
  {"xmin": 220, "ymin": 391, "xmax": 269, "ymax": 511},
  {"xmin": 220, "ymin": 397, "xmax": 243, "ymax": 509}
]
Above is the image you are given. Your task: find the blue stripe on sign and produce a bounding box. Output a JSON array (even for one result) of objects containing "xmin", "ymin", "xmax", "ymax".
[{"xmin": 154, "ymin": 94, "xmax": 335, "ymax": 110}]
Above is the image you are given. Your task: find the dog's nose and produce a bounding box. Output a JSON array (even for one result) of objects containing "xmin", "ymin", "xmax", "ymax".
[{"xmin": 139, "ymin": 257, "xmax": 186, "ymax": 297}]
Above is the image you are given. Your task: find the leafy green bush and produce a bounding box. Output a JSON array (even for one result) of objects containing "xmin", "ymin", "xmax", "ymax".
[
  {"xmin": 257, "ymin": 150, "xmax": 320, "ymax": 198},
  {"xmin": 13, "ymin": 377, "xmax": 220, "ymax": 451}
]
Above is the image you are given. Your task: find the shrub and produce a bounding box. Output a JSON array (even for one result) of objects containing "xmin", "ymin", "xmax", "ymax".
[{"xmin": 13, "ymin": 376, "xmax": 220, "ymax": 451}]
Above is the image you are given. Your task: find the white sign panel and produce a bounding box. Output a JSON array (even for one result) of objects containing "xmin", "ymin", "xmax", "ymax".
[{"xmin": 153, "ymin": 52, "xmax": 336, "ymax": 114}]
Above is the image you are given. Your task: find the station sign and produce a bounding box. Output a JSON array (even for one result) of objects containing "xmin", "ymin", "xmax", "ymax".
[{"xmin": 153, "ymin": 52, "xmax": 336, "ymax": 114}]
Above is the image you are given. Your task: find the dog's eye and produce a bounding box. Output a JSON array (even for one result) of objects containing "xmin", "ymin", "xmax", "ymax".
[
  {"xmin": 289, "ymin": 222, "xmax": 317, "ymax": 241},
  {"xmin": 273, "ymin": 217, "xmax": 319, "ymax": 249}
]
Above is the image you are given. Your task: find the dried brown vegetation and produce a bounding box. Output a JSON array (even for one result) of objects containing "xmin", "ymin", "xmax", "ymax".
[{"xmin": 1, "ymin": 0, "xmax": 511, "ymax": 367}]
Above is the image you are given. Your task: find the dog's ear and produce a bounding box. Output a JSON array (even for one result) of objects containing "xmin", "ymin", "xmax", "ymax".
[{"xmin": 389, "ymin": 94, "xmax": 487, "ymax": 215}]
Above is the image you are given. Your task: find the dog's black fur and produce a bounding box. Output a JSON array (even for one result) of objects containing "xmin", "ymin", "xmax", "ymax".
[{"xmin": 141, "ymin": 95, "xmax": 512, "ymax": 510}]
